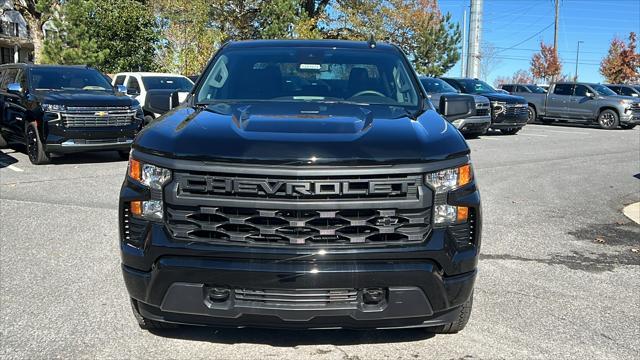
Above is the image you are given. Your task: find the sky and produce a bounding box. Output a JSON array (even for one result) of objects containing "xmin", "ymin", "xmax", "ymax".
[{"xmin": 439, "ymin": 0, "xmax": 640, "ymax": 85}]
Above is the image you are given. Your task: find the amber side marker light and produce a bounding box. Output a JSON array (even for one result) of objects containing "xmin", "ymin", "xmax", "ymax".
[
  {"xmin": 458, "ymin": 164, "xmax": 472, "ymax": 187},
  {"xmin": 457, "ymin": 206, "xmax": 469, "ymax": 223},
  {"xmin": 129, "ymin": 158, "xmax": 142, "ymax": 182},
  {"xmin": 130, "ymin": 201, "xmax": 142, "ymax": 216}
]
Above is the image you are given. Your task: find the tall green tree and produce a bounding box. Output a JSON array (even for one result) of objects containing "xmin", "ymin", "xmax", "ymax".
[
  {"xmin": 412, "ymin": 13, "xmax": 461, "ymax": 76},
  {"xmin": 42, "ymin": 0, "xmax": 159, "ymax": 72},
  {"xmin": 41, "ymin": 0, "xmax": 108, "ymax": 67}
]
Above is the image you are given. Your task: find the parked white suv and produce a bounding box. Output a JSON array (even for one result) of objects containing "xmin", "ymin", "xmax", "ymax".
[{"xmin": 112, "ymin": 72, "xmax": 194, "ymax": 124}]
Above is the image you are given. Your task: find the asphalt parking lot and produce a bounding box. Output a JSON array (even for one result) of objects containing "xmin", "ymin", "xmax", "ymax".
[{"xmin": 1, "ymin": 123, "xmax": 639, "ymax": 359}]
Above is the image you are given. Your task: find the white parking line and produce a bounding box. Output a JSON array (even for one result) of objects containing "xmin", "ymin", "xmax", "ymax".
[{"xmin": 0, "ymin": 162, "xmax": 24, "ymax": 172}]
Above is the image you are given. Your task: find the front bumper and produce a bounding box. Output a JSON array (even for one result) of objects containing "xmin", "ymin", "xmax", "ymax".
[
  {"xmin": 123, "ymin": 256, "xmax": 476, "ymax": 329},
  {"xmin": 453, "ymin": 115, "xmax": 491, "ymax": 134},
  {"xmin": 43, "ymin": 119, "xmax": 141, "ymax": 153},
  {"xmin": 620, "ymin": 110, "xmax": 640, "ymax": 124}
]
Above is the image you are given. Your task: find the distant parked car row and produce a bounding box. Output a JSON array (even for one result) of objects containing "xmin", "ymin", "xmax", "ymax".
[
  {"xmin": 420, "ymin": 77, "xmax": 529, "ymax": 136},
  {"xmin": 499, "ymin": 82, "xmax": 640, "ymax": 129}
]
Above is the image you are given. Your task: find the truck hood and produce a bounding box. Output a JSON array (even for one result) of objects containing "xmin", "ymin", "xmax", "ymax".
[
  {"xmin": 134, "ymin": 102, "xmax": 469, "ymax": 165},
  {"xmin": 430, "ymin": 92, "xmax": 489, "ymax": 107},
  {"xmin": 477, "ymin": 92, "xmax": 527, "ymax": 104},
  {"xmin": 35, "ymin": 91, "xmax": 134, "ymax": 108}
]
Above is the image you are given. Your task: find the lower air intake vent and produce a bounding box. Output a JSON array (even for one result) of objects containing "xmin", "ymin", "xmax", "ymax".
[{"xmin": 121, "ymin": 205, "xmax": 148, "ymax": 246}]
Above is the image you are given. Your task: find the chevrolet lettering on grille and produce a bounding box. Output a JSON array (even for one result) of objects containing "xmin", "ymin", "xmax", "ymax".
[{"xmin": 178, "ymin": 176, "xmax": 417, "ymax": 197}]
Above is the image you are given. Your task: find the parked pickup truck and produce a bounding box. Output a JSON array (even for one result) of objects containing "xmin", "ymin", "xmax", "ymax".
[
  {"xmin": 112, "ymin": 72, "xmax": 194, "ymax": 124},
  {"xmin": 506, "ymin": 82, "xmax": 640, "ymax": 129},
  {"xmin": 605, "ymin": 84, "xmax": 640, "ymax": 98}
]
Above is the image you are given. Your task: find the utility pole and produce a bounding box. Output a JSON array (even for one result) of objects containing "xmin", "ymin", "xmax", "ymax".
[
  {"xmin": 461, "ymin": 9, "xmax": 467, "ymax": 77},
  {"xmin": 574, "ymin": 40, "xmax": 583, "ymax": 81},
  {"xmin": 466, "ymin": 0, "xmax": 483, "ymax": 79},
  {"xmin": 552, "ymin": 0, "xmax": 559, "ymax": 82}
]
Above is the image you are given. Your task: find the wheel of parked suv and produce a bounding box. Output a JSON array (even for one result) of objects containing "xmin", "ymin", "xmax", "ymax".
[
  {"xmin": 621, "ymin": 124, "xmax": 636, "ymax": 130},
  {"xmin": 130, "ymin": 298, "xmax": 178, "ymax": 330},
  {"xmin": 597, "ymin": 109, "xmax": 619, "ymax": 129},
  {"xmin": 118, "ymin": 150, "xmax": 130, "ymax": 160},
  {"xmin": 0, "ymin": 132, "xmax": 7, "ymax": 148},
  {"xmin": 527, "ymin": 105, "xmax": 537, "ymax": 123},
  {"xmin": 429, "ymin": 291, "xmax": 473, "ymax": 334},
  {"xmin": 500, "ymin": 128, "xmax": 520, "ymax": 135},
  {"xmin": 25, "ymin": 122, "xmax": 50, "ymax": 165}
]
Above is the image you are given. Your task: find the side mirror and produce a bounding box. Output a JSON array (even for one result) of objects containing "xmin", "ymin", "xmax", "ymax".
[
  {"xmin": 169, "ymin": 90, "xmax": 180, "ymax": 109},
  {"xmin": 115, "ymin": 85, "xmax": 127, "ymax": 95},
  {"xmin": 585, "ymin": 91, "xmax": 595, "ymax": 98},
  {"xmin": 7, "ymin": 83, "xmax": 22, "ymax": 95},
  {"xmin": 439, "ymin": 94, "xmax": 475, "ymax": 121}
]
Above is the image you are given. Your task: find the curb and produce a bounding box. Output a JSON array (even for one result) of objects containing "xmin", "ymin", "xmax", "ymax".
[{"xmin": 623, "ymin": 202, "xmax": 640, "ymax": 225}]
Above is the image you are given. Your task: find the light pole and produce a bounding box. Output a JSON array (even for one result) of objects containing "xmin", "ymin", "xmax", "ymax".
[{"xmin": 574, "ymin": 41, "xmax": 583, "ymax": 81}]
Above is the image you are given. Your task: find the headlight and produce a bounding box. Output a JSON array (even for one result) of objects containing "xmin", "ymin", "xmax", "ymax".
[
  {"xmin": 425, "ymin": 164, "xmax": 473, "ymax": 193},
  {"xmin": 131, "ymin": 102, "xmax": 144, "ymax": 120},
  {"xmin": 128, "ymin": 158, "xmax": 171, "ymax": 190},
  {"xmin": 426, "ymin": 164, "xmax": 473, "ymax": 225},
  {"xmin": 127, "ymin": 158, "xmax": 171, "ymax": 221},
  {"xmin": 42, "ymin": 103, "xmax": 66, "ymax": 112}
]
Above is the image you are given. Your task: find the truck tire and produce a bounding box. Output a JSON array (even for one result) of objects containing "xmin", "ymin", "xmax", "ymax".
[
  {"xmin": 527, "ymin": 105, "xmax": 537, "ymax": 123},
  {"xmin": 25, "ymin": 122, "xmax": 50, "ymax": 165},
  {"xmin": 500, "ymin": 128, "xmax": 520, "ymax": 135},
  {"xmin": 597, "ymin": 109, "xmax": 619, "ymax": 129},
  {"xmin": 429, "ymin": 292, "xmax": 473, "ymax": 334},
  {"xmin": 0, "ymin": 132, "xmax": 7, "ymax": 148},
  {"xmin": 118, "ymin": 150, "xmax": 130, "ymax": 160},
  {"xmin": 130, "ymin": 298, "xmax": 178, "ymax": 330}
]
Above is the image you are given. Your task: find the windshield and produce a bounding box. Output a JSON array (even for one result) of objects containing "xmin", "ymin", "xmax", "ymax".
[
  {"xmin": 591, "ymin": 84, "xmax": 617, "ymax": 96},
  {"xmin": 420, "ymin": 77, "xmax": 458, "ymax": 94},
  {"xmin": 142, "ymin": 76, "xmax": 193, "ymax": 91},
  {"xmin": 30, "ymin": 67, "xmax": 112, "ymax": 92},
  {"xmin": 525, "ymin": 85, "xmax": 546, "ymax": 93},
  {"xmin": 196, "ymin": 47, "xmax": 420, "ymax": 110},
  {"xmin": 458, "ymin": 79, "xmax": 496, "ymax": 94}
]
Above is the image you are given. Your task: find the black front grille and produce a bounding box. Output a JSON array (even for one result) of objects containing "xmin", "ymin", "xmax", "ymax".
[
  {"xmin": 492, "ymin": 104, "xmax": 528, "ymax": 122},
  {"xmin": 166, "ymin": 205, "xmax": 431, "ymax": 246},
  {"xmin": 234, "ymin": 288, "xmax": 358, "ymax": 309},
  {"xmin": 61, "ymin": 106, "xmax": 136, "ymax": 128}
]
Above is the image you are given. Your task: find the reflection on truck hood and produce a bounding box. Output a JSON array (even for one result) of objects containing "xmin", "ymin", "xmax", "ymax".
[
  {"xmin": 134, "ymin": 102, "xmax": 469, "ymax": 165},
  {"xmin": 36, "ymin": 91, "xmax": 134, "ymax": 108},
  {"xmin": 479, "ymin": 92, "xmax": 527, "ymax": 104}
]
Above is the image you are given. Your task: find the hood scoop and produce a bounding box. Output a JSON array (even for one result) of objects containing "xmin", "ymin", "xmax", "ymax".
[{"xmin": 232, "ymin": 105, "xmax": 374, "ymax": 134}]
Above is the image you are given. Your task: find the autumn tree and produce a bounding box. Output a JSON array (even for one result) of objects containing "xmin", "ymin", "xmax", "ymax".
[
  {"xmin": 530, "ymin": 41, "xmax": 561, "ymax": 82},
  {"xmin": 494, "ymin": 69, "xmax": 534, "ymax": 87},
  {"xmin": 600, "ymin": 32, "xmax": 640, "ymax": 84}
]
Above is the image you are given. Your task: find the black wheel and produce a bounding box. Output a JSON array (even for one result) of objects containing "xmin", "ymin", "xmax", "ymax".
[
  {"xmin": 464, "ymin": 132, "xmax": 482, "ymax": 139},
  {"xmin": 500, "ymin": 128, "xmax": 520, "ymax": 135},
  {"xmin": 25, "ymin": 122, "xmax": 50, "ymax": 165},
  {"xmin": 597, "ymin": 109, "xmax": 619, "ymax": 129},
  {"xmin": 429, "ymin": 292, "xmax": 473, "ymax": 334},
  {"xmin": 621, "ymin": 124, "xmax": 636, "ymax": 130},
  {"xmin": 0, "ymin": 131, "xmax": 7, "ymax": 148},
  {"xmin": 118, "ymin": 150, "xmax": 130, "ymax": 160},
  {"xmin": 130, "ymin": 298, "xmax": 178, "ymax": 330},
  {"xmin": 143, "ymin": 115, "xmax": 154, "ymax": 126},
  {"xmin": 527, "ymin": 105, "xmax": 537, "ymax": 123}
]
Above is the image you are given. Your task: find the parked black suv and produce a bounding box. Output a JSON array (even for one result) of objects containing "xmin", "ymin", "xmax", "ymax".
[
  {"xmin": 441, "ymin": 77, "xmax": 528, "ymax": 135},
  {"xmin": 120, "ymin": 40, "xmax": 481, "ymax": 333},
  {"xmin": 0, "ymin": 64, "xmax": 143, "ymax": 164}
]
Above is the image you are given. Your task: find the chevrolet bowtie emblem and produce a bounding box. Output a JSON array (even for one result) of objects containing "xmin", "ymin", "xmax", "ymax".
[{"xmin": 95, "ymin": 111, "xmax": 108, "ymax": 117}]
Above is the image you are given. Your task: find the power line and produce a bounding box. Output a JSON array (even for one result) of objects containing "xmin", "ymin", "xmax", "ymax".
[{"xmin": 495, "ymin": 22, "xmax": 555, "ymax": 55}]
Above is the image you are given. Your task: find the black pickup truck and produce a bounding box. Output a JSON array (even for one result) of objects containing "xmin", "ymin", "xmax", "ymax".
[
  {"xmin": 0, "ymin": 64, "xmax": 143, "ymax": 164},
  {"xmin": 120, "ymin": 40, "xmax": 481, "ymax": 333}
]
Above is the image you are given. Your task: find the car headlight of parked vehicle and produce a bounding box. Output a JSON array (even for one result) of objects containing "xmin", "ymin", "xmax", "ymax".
[
  {"xmin": 425, "ymin": 164, "xmax": 473, "ymax": 225},
  {"xmin": 42, "ymin": 103, "xmax": 66, "ymax": 112},
  {"xmin": 131, "ymin": 102, "xmax": 144, "ymax": 121},
  {"xmin": 127, "ymin": 158, "xmax": 171, "ymax": 220}
]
